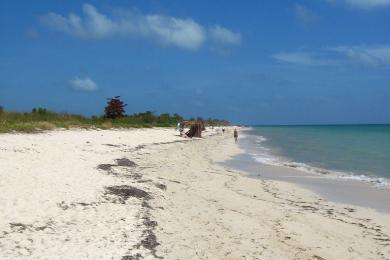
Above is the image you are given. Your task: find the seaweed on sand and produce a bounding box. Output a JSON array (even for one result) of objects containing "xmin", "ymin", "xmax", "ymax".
[
  {"xmin": 116, "ymin": 158, "xmax": 137, "ymax": 167},
  {"xmin": 97, "ymin": 164, "xmax": 114, "ymax": 171},
  {"xmin": 105, "ymin": 185, "xmax": 151, "ymax": 201}
]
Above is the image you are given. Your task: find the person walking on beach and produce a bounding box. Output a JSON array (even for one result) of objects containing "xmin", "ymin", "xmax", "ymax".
[{"xmin": 234, "ymin": 128, "xmax": 238, "ymax": 143}]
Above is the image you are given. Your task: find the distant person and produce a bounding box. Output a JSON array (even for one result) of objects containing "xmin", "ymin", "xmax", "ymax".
[
  {"xmin": 176, "ymin": 122, "xmax": 181, "ymax": 131},
  {"xmin": 222, "ymin": 128, "xmax": 225, "ymax": 134},
  {"xmin": 234, "ymin": 128, "xmax": 238, "ymax": 143}
]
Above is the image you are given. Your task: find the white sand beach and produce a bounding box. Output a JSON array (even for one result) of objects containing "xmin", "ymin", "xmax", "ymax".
[{"xmin": 1, "ymin": 127, "xmax": 389, "ymax": 259}]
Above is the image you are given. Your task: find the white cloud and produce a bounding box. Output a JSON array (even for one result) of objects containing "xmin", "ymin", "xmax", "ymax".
[
  {"xmin": 273, "ymin": 45, "xmax": 390, "ymax": 67},
  {"xmin": 41, "ymin": 4, "xmax": 116, "ymax": 39},
  {"xmin": 41, "ymin": 4, "xmax": 240, "ymax": 51},
  {"xmin": 330, "ymin": 45, "xmax": 390, "ymax": 66},
  {"xmin": 69, "ymin": 76, "xmax": 98, "ymax": 91},
  {"xmin": 273, "ymin": 52, "xmax": 335, "ymax": 66},
  {"xmin": 143, "ymin": 15, "xmax": 205, "ymax": 49},
  {"xmin": 209, "ymin": 25, "xmax": 241, "ymax": 46},
  {"xmin": 328, "ymin": 0, "xmax": 390, "ymax": 9},
  {"xmin": 294, "ymin": 3, "xmax": 318, "ymax": 26}
]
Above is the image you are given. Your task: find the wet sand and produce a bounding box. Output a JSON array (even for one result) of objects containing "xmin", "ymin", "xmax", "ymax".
[{"xmin": 225, "ymin": 143, "xmax": 390, "ymax": 214}]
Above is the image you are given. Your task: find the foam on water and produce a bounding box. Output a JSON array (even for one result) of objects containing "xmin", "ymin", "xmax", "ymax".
[{"xmin": 246, "ymin": 132, "xmax": 390, "ymax": 189}]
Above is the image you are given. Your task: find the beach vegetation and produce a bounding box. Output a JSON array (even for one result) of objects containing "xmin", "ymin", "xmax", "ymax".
[
  {"xmin": 32, "ymin": 107, "xmax": 48, "ymax": 114},
  {"xmin": 0, "ymin": 102, "xmax": 229, "ymax": 133}
]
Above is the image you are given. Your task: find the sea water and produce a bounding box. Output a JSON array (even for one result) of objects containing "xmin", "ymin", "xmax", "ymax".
[{"xmin": 243, "ymin": 125, "xmax": 390, "ymax": 187}]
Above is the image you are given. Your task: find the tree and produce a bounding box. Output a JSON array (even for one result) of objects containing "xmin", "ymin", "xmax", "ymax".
[
  {"xmin": 32, "ymin": 107, "xmax": 48, "ymax": 114},
  {"xmin": 158, "ymin": 113, "xmax": 170, "ymax": 123},
  {"xmin": 172, "ymin": 113, "xmax": 183, "ymax": 122},
  {"xmin": 138, "ymin": 111, "xmax": 155, "ymax": 123},
  {"xmin": 104, "ymin": 96, "xmax": 127, "ymax": 119}
]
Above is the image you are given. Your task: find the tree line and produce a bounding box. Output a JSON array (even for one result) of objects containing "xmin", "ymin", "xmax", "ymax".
[{"xmin": 0, "ymin": 96, "xmax": 230, "ymax": 133}]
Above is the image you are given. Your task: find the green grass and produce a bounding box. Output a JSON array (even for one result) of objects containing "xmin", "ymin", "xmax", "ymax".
[
  {"xmin": 0, "ymin": 108, "xmax": 230, "ymax": 133},
  {"xmin": 0, "ymin": 110, "xmax": 180, "ymax": 133}
]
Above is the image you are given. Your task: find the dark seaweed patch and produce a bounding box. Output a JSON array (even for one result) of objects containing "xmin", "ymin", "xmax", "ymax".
[
  {"xmin": 137, "ymin": 179, "xmax": 152, "ymax": 183},
  {"xmin": 134, "ymin": 145, "xmax": 146, "ymax": 150},
  {"xmin": 9, "ymin": 223, "xmax": 29, "ymax": 232},
  {"xmin": 121, "ymin": 254, "xmax": 142, "ymax": 260},
  {"xmin": 137, "ymin": 215, "xmax": 161, "ymax": 258},
  {"xmin": 116, "ymin": 158, "xmax": 137, "ymax": 167},
  {"xmin": 143, "ymin": 215, "xmax": 157, "ymax": 229},
  {"xmin": 142, "ymin": 201, "xmax": 153, "ymax": 209},
  {"xmin": 97, "ymin": 164, "xmax": 114, "ymax": 171},
  {"xmin": 105, "ymin": 185, "xmax": 151, "ymax": 201},
  {"xmin": 9, "ymin": 222, "xmax": 53, "ymax": 233},
  {"xmin": 124, "ymin": 172, "xmax": 143, "ymax": 180},
  {"xmin": 57, "ymin": 201, "xmax": 69, "ymax": 210},
  {"xmin": 154, "ymin": 183, "xmax": 167, "ymax": 190},
  {"xmin": 140, "ymin": 231, "xmax": 160, "ymax": 253},
  {"xmin": 104, "ymin": 144, "xmax": 121, "ymax": 147}
]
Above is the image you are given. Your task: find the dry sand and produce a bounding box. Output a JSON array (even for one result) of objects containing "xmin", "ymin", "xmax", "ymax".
[{"xmin": 1, "ymin": 127, "xmax": 389, "ymax": 259}]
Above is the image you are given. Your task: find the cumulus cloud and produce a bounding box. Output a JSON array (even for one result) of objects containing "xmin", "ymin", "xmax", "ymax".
[
  {"xmin": 69, "ymin": 76, "xmax": 98, "ymax": 91},
  {"xmin": 41, "ymin": 5, "xmax": 116, "ymax": 39},
  {"xmin": 328, "ymin": 0, "xmax": 390, "ymax": 9},
  {"xmin": 142, "ymin": 15, "xmax": 205, "ymax": 49},
  {"xmin": 209, "ymin": 25, "xmax": 241, "ymax": 46},
  {"xmin": 40, "ymin": 4, "xmax": 240, "ymax": 51},
  {"xmin": 294, "ymin": 3, "xmax": 318, "ymax": 27},
  {"xmin": 273, "ymin": 45, "xmax": 390, "ymax": 67}
]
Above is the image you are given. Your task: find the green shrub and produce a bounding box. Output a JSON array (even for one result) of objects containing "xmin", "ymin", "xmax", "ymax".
[{"xmin": 0, "ymin": 101, "xmax": 228, "ymax": 133}]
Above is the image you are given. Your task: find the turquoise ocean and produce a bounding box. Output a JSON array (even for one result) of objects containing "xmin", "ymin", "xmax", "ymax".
[{"xmin": 243, "ymin": 125, "xmax": 390, "ymax": 187}]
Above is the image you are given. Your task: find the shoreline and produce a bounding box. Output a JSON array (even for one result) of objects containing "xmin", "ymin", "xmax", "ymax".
[
  {"xmin": 240, "ymin": 126, "xmax": 390, "ymax": 189},
  {"xmin": 225, "ymin": 152, "xmax": 390, "ymax": 214},
  {"xmin": 228, "ymin": 129, "xmax": 390, "ymax": 214},
  {"xmin": 1, "ymin": 128, "xmax": 390, "ymax": 259},
  {"xmin": 140, "ymin": 129, "xmax": 390, "ymax": 259}
]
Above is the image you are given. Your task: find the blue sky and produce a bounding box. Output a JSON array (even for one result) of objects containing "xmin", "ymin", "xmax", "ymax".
[{"xmin": 1, "ymin": 0, "xmax": 389, "ymax": 124}]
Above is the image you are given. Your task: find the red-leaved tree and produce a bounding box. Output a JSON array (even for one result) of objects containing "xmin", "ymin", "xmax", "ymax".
[{"xmin": 104, "ymin": 96, "xmax": 127, "ymax": 119}]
